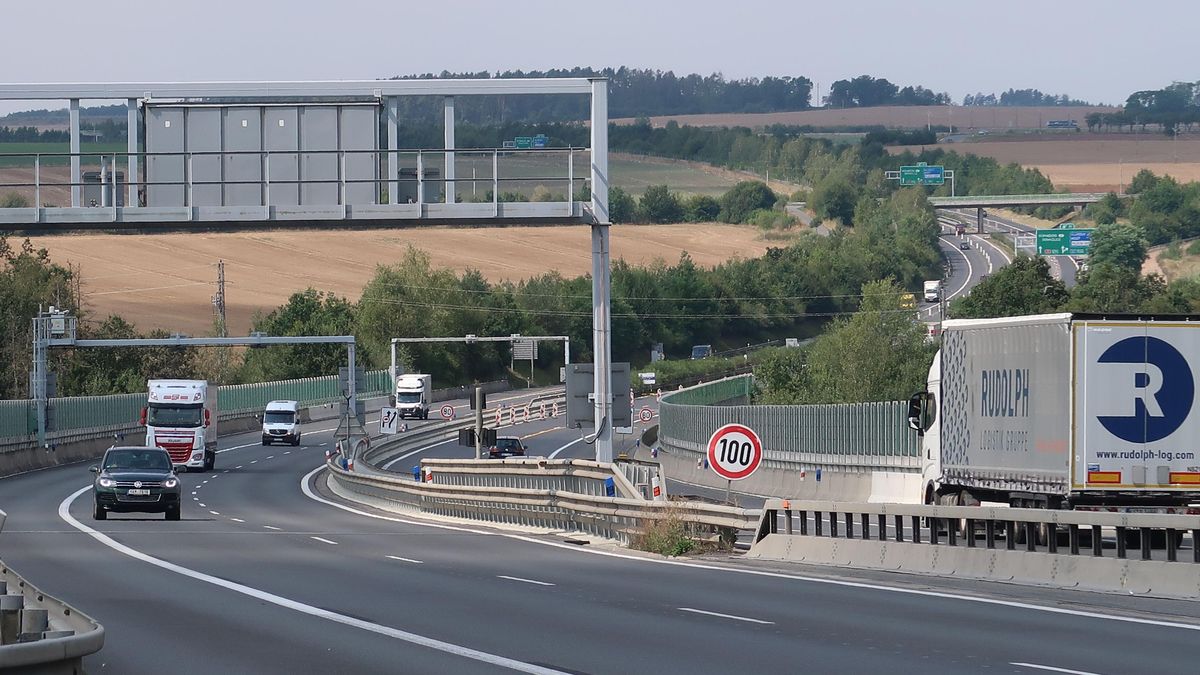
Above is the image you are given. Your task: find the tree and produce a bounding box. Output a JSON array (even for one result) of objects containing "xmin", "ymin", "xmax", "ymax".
[
  {"xmin": 242, "ymin": 288, "xmax": 359, "ymax": 382},
  {"xmin": 0, "ymin": 236, "xmax": 78, "ymax": 399},
  {"xmin": 718, "ymin": 181, "xmax": 776, "ymax": 224},
  {"xmin": 608, "ymin": 187, "xmax": 636, "ymax": 223},
  {"xmin": 950, "ymin": 256, "xmax": 1068, "ymax": 319},
  {"xmin": 637, "ymin": 184, "xmax": 683, "ymax": 223},
  {"xmin": 685, "ymin": 194, "xmax": 721, "ymax": 222},
  {"xmin": 1088, "ymin": 222, "xmax": 1147, "ymax": 272},
  {"xmin": 1127, "ymin": 169, "xmax": 1159, "ymax": 195},
  {"xmin": 759, "ymin": 278, "xmax": 935, "ymax": 403},
  {"xmin": 810, "ymin": 177, "xmax": 858, "ymax": 225}
]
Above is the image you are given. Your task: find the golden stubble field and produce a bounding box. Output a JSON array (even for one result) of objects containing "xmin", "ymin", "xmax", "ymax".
[
  {"xmin": 617, "ymin": 105, "xmax": 1117, "ymax": 130},
  {"xmin": 26, "ymin": 225, "xmax": 773, "ymax": 336}
]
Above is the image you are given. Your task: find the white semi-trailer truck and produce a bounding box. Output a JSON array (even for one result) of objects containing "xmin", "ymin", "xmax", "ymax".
[
  {"xmin": 908, "ymin": 313, "xmax": 1200, "ymax": 516},
  {"xmin": 143, "ymin": 379, "xmax": 218, "ymax": 472}
]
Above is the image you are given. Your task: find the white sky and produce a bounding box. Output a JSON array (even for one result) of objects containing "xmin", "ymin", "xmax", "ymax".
[{"xmin": 0, "ymin": 0, "xmax": 1194, "ymax": 114}]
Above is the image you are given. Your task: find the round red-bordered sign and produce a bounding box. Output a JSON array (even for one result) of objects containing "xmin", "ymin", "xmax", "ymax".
[
  {"xmin": 706, "ymin": 423, "xmax": 763, "ymax": 480},
  {"xmin": 440, "ymin": 404, "xmax": 455, "ymax": 420}
]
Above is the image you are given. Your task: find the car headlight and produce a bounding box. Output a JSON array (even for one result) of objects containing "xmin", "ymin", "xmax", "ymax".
[
  {"xmin": 164, "ymin": 477, "xmax": 178, "ymax": 488},
  {"xmin": 98, "ymin": 477, "xmax": 115, "ymax": 488}
]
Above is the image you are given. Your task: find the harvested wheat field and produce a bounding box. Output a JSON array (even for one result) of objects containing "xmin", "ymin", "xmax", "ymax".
[
  {"xmin": 24, "ymin": 225, "xmax": 773, "ymax": 335},
  {"xmin": 893, "ymin": 137, "xmax": 1200, "ymax": 192}
]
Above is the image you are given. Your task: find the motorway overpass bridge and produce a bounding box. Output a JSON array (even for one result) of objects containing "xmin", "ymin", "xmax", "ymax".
[
  {"xmin": 930, "ymin": 193, "xmax": 1110, "ymax": 234},
  {"xmin": 0, "ymin": 78, "xmax": 609, "ymax": 232}
]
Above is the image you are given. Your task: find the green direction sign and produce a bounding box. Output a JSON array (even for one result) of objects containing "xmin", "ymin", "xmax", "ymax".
[
  {"xmin": 899, "ymin": 162, "xmax": 945, "ymax": 186},
  {"xmin": 514, "ymin": 136, "xmax": 533, "ymax": 149},
  {"xmin": 1036, "ymin": 227, "xmax": 1091, "ymax": 256}
]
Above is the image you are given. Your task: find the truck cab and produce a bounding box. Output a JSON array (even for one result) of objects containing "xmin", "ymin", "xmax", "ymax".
[
  {"xmin": 144, "ymin": 379, "xmax": 217, "ymax": 472},
  {"xmin": 907, "ymin": 352, "xmax": 941, "ymax": 506},
  {"xmin": 261, "ymin": 400, "xmax": 301, "ymax": 446}
]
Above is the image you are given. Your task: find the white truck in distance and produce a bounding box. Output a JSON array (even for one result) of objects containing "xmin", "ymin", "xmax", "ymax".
[
  {"xmin": 395, "ymin": 374, "xmax": 432, "ymax": 420},
  {"xmin": 908, "ymin": 313, "xmax": 1200, "ymax": 518},
  {"xmin": 923, "ymin": 280, "xmax": 941, "ymax": 302},
  {"xmin": 143, "ymin": 379, "xmax": 217, "ymax": 472}
]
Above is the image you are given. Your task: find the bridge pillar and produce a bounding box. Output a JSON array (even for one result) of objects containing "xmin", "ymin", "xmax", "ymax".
[
  {"xmin": 590, "ymin": 78, "xmax": 613, "ymax": 463},
  {"xmin": 69, "ymin": 99, "xmax": 80, "ymax": 207},
  {"xmin": 127, "ymin": 98, "xmax": 138, "ymax": 207},
  {"xmin": 444, "ymin": 96, "xmax": 455, "ymax": 203},
  {"xmin": 976, "ymin": 207, "xmax": 984, "ymax": 235}
]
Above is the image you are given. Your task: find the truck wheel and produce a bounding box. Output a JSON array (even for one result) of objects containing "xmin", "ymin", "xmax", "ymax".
[
  {"xmin": 93, "ymin": 502, "xmax": 106, "ymax": 521},
  {"xmin": 166, "ymin": 505, "xmax": 180, "ymax": 521},
  {"xmin": 293, "ymin": 435, "xmax": 301, "ymax": 447},
  {"xmin": 204, "ymin": 453, "xmax": 215, "ymax": 472}
]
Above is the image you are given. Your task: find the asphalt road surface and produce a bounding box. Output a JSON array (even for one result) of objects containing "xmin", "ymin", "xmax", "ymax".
[{"xmin": 3, "ymin": 386, "xmax": 1199, "ymax": 674}]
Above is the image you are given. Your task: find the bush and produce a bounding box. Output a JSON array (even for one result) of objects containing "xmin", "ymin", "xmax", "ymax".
[
  {"xmin": 609, "ymin": 186, "xmax": 637, "ymax": 223},
  {"xmin": 810, "ymin": 177, "xmax": 859, "ymax": 225},
  {"xmin": 631, "ymin": 510, "xmax": 697, "ymax": 557},
  {"xmin": 747, "ymin": 208, "xmax": 796, "ymax": 231},
  {"xmin": 1187, "ymin": 240, "xmax": 1200, "ymax": 256},
  {"xmin": 530, "ymin": 185, "xmax": 558, "ymax": 202},
  {"xmin": 719, "ymin": 181, "xmax": 776, "ymax": 223},
  {"xmin": 685, "ymin": 194, "xmax": 721, "ymax": 222},
  {"xmin": 1163, "ymin": 241, "xmax": 1183, "ymax": 260},
  {"xmin": 0, "ymin": 193, "xmax": 29, "ymax": 208},
  {"xmin": 637, "ymin": 184, "xmax": 684, "ymax": 223}
]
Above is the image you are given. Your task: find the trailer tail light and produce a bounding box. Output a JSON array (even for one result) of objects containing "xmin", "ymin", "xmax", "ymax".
[
  {"xmin": 139, "ymin": 407, "xmax": 147, "ymax": 426},
  {"xmin": 204, "ymin": 409, "xmax": 211, "ymax": 427}
]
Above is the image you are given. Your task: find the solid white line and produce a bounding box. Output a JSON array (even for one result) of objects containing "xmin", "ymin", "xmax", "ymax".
[
  {"xmin": 548, "ymin": 437, "xmax": 584, "ymax": 459},
  {"xmin": 230, "ymin": 518, "xmax": 245, "ymax": 523},
  {"xmin": 263, "ymin": 525, "xmax": 281, "ymax": 531},
  {"xmin": 299, "ymin": 464, "xmax": 1200, "ymax": 634},
  {"xmin": 497, "ymin": 575, "xmax": 555, "ymax": 587},
  {"xmin": 940, "ymin": 234, "xmax": 974, "ymax": 301},
  {"xmin": 310, "ymin": 536, "xmax": 338, "ymax": 545},
  {"xmin": 319, "ymin": 443, "xmax": 327, "ymax": 447},
  {"xmin": 678, "ymin": 607, "xmax": 773, "ymax": 625},
  {"xmin": 387, "ymin": 555, "xmax": 424, "ymax": 564},
  {"xmin": 381, "ymin": 439, "xmax": 455, "ymax": 470},
  {"xmin": 56, "ymin": 486, "xmax": 567, "ymax": 675},
  {"xmin": 1011, "ymin": 663, "xmax": 1100, "ymax": 675},
  {"xmin": 216, "ymin": 441, "xmax": 260, "ymax": 454}
]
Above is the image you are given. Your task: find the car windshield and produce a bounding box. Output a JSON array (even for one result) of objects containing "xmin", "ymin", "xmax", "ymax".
[
  {"xmin": 147, "ymin": 403, "xmax": 202, "ymax": 428},
  {"xmin": 264, "ymin": 411, "xmax": 295, "ymax": 424},
  {"xmin": 103, "ymin": 449, "xmax": 171, "ymax": 471},
  {"xmin": 496, "ymin": 438, "xmax": 521, "ymax": 449},
  {"xmin": 396, "ymin": 392, "xmax": 422, "ymax": 403}
]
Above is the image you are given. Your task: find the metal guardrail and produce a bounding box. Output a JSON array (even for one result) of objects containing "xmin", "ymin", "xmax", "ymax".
[
  {"xmin": 327, "ymin": 397, "xmax": 759, "ymax": 544},
  {"xmin": 755, "ymin": 499, "xmax": 1200, "ymax": 563},
  {"xmin": 657, "ymin": 375, "xmax": 920, "ymax": 471},
  {"xmin": 0, "ymin": 370, "xmax": 392, "ymax": 449},
  {"xmin": 0, "ymin": 509, "xmax": 106, "ymax": 671}
]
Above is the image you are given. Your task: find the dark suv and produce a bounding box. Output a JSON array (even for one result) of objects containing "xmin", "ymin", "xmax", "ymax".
[
  {"xmin": 91, "ymin": 446, "xmax": 182, "ymax": 521},
  {"xmin": 488, "ymin": 437, "xmax": 527, "ymax": 459}
]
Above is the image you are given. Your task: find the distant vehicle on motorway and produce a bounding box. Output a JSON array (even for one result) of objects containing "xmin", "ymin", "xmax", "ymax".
[
  {"xmin": 955, "ymin": 224, "xmax": 966, "ymax": 236},
  {"xmin": 143, "ymin": 379, "xmax": 217, "ymax": 472},
  {"xmin": 261, "ymin": 399, "xmax": 301, "ymax": 446},
  {"xmin": 91, "ymin": 446, "xmax": 181, "ymax": 521},
  {"xmin": 959, "ymin": 240, "xmax": 970, "ymax": 251},
  {"xmin": 488, "ymin": 437, "xmax": 527, "ymax": 459},
  {"xmin": 690, "ymin": 344, "xmax": 712, "ymax": 360},
  {"xmin": 923, "ymin": 280, "xmax": 941, "ymax": 302}
]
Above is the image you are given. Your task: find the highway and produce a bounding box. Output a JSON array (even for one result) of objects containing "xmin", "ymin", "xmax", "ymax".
[
  {"xmin": 4, "ymin": 390, "xmax": 1200, "ymax": 674},
  {"xmin": 918, "ymin": 217, "xmax": 1011, "ymax": 325},
  {"xmin": 943, "ymin": 208, "xmax": 1082, "ymax": 287}
]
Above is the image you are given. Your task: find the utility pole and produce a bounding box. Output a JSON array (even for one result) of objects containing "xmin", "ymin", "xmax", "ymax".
[{"xmin": 211, "ymin": 260, "xmax": 227, "ymax": 338}]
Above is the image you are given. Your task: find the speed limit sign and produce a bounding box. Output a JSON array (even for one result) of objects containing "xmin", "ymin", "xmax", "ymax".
[
  {"xmin": 706, "ymin": 424, "xmax": 763, "ymax": 480},
  {"xmin": 440, "ymin": 404, "xmax": 455, "ymax": 420},
  {"xmin": 639, "ymin": 406, "xmax": 654, "ymax": 423}
]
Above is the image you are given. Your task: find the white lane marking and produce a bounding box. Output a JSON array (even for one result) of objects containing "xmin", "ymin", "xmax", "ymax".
[
  {"xmin": 301, "ymin": 465, "xmax": 1200, "ymax": 634},
  {"xmin": 250, "ymin": 460, "xmax": 258, "ymax": 464},
  {"xmin": 217, "ymin": 441, "xmax": 261, "ymax": 454},
  {"xmin": 222, "ymin": 470, "xmax": 229, "ymax": 474},
  {"xmin": 310, "ymin": 536, "xmax": 338, "ymax": 545},
  {"xmin": 387, "ymin": 555, "xmax": 424, "ymax": 564},
  {"xmin": 497, "ymin": 575, "xmax": 554, "ymax": 587},
  {"xmin": 381, "ymin": 439, "xmax": 455, "ymax": 470},
  {"xmin": 209, "ymin": 510, "xmax": 220, "ymax": 516},
  {"xmin": 1011, "ymin": 664, "xmax": 1101, "ymax": 675},
  {"xmin": 678, "ymin": 608, "xmax": 773, "ymax": 625},
  {"xmin": 230, "ymin": 518, "xmax": 245, "ymax": 523},
  {"xmin": 263, "ymin": 525, "xmax": 281, "ymax": 531},
  {"xmin": 202, "ymin": 480, "xmax": 208, "ymax": 484},
  {"xmin": 199, "ymin": 503, "xmax": 206, "ymax": 508},
  {"xmin": 191, "ymin": 491, "xmax": 197, "ymax": 495},
  {"xmin": 236, "ymin": 465, "xmax": 244, "ymax": 469},
  {"xmin": 57, "ymin": 486, "xmax": 567, "ymax": 675},
  {"xmin": 548, "ymin": 437, "xmax": 584, "ymax": 459},
  {"xmin": 267, "ymin": 455, "xmax": 275, "ymax": 460},
  {"xmin": 284, "ymin": 451, "xmax": 291, "ymax": 455}
]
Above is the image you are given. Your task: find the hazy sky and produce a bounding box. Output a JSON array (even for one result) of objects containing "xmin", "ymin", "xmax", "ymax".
[{"xmin": 1, "ymin": 0, "xmax": 1194, "ymax": 113}]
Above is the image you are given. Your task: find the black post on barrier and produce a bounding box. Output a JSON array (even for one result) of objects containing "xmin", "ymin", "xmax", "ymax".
[
  {"xmin": 1069, "ymin": 525, "xmax": 1080, "ymax": 555},
  {"xmin": 1006, "ymin": 521, "xmax": 1016, "ymax": 550},
  {"xmin": 985, "ymin": 520, "xmax": 996, "ymax": 549},
  {"xmin": 861, "ymin": 513, "xmax": 870, "ymax": 540},
  {"xmin": 894, "ymin": 515, "xmax": 903, "ymax": 542},
  {"xmin": 911, "ymin": 516, "xmax": 921, "ymax": 543},
  {"xmin": 1116, "ymin": 527, "xmax": 1127, "ymax": 559},
  {"xmin": 799, "ymin": 511, "xmax": 808, "ymax": 536},
  {"xmin": 1140, "ymin": 528, "xmax": 1152, "ymax": 561},
  {"xmin": 1092, "ymin": 525, "xmax": 1104, "ymax": 557},
  {"xmin": 878, "ymin": 514, "xmax": 887, "ymax": 542},
  {"xmin": 1167, "ymin": 529, "xmax": 1178, "ymax": 562}
]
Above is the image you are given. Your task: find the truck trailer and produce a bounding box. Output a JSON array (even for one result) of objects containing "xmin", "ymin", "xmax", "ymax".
[
  {"xmin": 908, "ymin": 313, "xmax": 1200, "ymax": 515},
  {"xmin": 143, "ymin": 379, "xmax": 218, "ymax": 472}
]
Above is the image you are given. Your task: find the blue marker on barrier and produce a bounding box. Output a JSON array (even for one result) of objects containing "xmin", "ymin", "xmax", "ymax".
[
  {"xmin": 604, "ymin": 477, "xmax": 616, "ymax": 497},
  {"xmin": 412, "ymin": 465, "xmax": 421, "ymax": 482},
  {"xmin": 815, "ymin": 468, "xmax": 822, "ymax": 482}
]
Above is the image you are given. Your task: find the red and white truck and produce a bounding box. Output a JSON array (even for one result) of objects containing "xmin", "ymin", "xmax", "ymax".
[{"xmin": 142, "ymin": 379, "xmax": 218, "ymax": 472}]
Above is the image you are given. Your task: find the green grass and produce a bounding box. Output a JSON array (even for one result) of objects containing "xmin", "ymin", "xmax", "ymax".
[{"xmin": 0, "ymin": 142, "xmax": 128, "ymax": 167}]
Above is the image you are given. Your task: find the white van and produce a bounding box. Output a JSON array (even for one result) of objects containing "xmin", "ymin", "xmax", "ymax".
[
  {"xmin": 923, "ymin": 280, "xmax": 941, "ymax": 303},
  {"xmin": 261, "ymin": 400, "xmax": 301, "ymax": 446}
]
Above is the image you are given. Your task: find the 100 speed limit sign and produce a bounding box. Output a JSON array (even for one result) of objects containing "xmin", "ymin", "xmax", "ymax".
[{"xmin": 706, "ymin": 424, "xmax": 763, "ymax": 480}]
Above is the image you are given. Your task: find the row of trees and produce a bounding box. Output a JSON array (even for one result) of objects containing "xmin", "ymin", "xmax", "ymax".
[
  {"xmin": 962, "ymin": 89, "xmax": 1091, "ymax": 107},
  {"xmin": 1084, "ymin": 81, "xmax": 1200, "ymax": 134},
  {"xmin": 1085, "ymin": 170, "xmax": 1200, "ymax": 246},
  {"xmin": 825, "ymin": 76, "xmax": 950, "ymax": 108}
]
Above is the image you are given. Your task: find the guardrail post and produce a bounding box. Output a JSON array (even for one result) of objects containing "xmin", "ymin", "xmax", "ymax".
[
  {"xmin": 1024, "ymin": 523, "xmax": 1037, "ymax": 552},
  {"xmin": 844, "ymin": 512, "xmax": 853, "ymax": 539},
  {"xmin": 1006, "ymin": 521, "xmax": 1016, "ymax": 550},
  {"xmin": 1068, "ymin": 524, "xmax": 1080, "ymax": 555},
  {"xmin": 799, "ymin": 510, "xmax": 808, "ymax": 535},
  {"xmin": 784, "ymin": 509, "xmax": 793, "ymax": 535},
  {"xmin": 829, "ymin": 511, "xmax": 838, "ymax": 538},
  {"xmin": 878, "ymin": 514, "xmax": 886, "ymax": 541},
  {"xmin": 1140, "ymin": 528, "xmax": 1152, "ymax": 561},
  {"xmin": 911, "ymin": 516, "xmax": 921, "ymax": 544},
  {"xmin": 814, "ymin": 511, "xmax": 823, "ymax": 536},
  {"xmin": 985, "ymin": 519, "xmax": 996, "ymax": 549},
  {"xmin": 966, "ymin": 519, "xmax": 976, "ymax": 547},
  {"xmin": 929, "ymin": 516, "xmax": 939, "ymax": 545},
  {"xmin": 861, "ymin": 513, "xmax": 870, "ymax": 540},
  {"xmin": 1166, "ymin": 529, "xmax": 1178, "ymax": 562},
  {"xmin": 1116, "ymin": 527, "xmax": 1127, "ymax": 559},
  {"xmin": 947, "ymin": 518, "xmax": 957, "ymax": 547},
  {"xmin": 1047, "ymin": 523, "xmax": 1058, "ymax": 554},
  {"xmin": 1194, "ymin": 529, "xmax": 1200, "ymax": 563},
  {"xmin": 1092, "ymin": 525, "xmax": 1103, "ymax": 557},
  {"xmin": 894, "ymin": 515, "xmax": 903, "ymax": 542}
]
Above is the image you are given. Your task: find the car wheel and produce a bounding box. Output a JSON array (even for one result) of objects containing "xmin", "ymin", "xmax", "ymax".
[
  {"xmin": 262, "ymin": 438, "xmax": 271, "ymax": 446},
  {"xmin": 93, "ymin": 502, "xmax": 107, "ymax": 521},
  {"xmin": 166, "ymin": 505, "xmax": 180, "ymax": 521}
]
